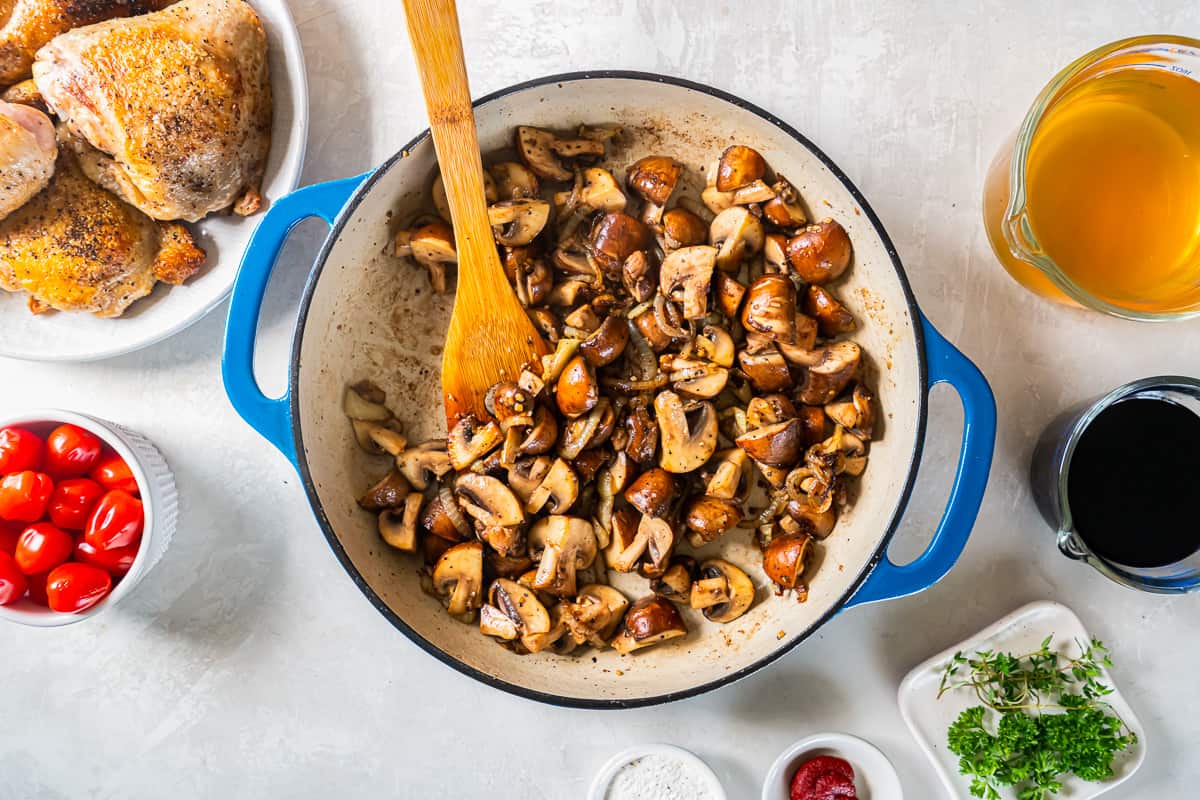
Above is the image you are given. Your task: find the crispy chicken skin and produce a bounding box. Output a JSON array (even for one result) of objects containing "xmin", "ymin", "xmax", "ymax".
[
  {"xmin": 33, "ymin": 0, "xmax": 272, "ymax": 222},
  {"xmin": 0, "ymin": 98, "xmax": 55, "ymax": 219},
  {"xmin": 0, "ymin": 0, "xmax": 173, "ymax": 85},
  {"xmin": 0, "ymin": 150, "xmax": 205, "ymax": 317}
]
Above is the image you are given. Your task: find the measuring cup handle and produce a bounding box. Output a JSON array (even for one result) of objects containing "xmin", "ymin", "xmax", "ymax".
[
  {"xmin": 846, "ymin": 314, "xmax": 997, "ymax": 608},
  {"xmin": 222, "ymin": 174, "xmax": 367, "ymax": 466}
]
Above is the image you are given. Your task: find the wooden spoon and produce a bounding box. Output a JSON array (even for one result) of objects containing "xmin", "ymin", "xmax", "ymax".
[{"xmin": 402, "ymin": 0, "xmax": 548, "ymax": 428}]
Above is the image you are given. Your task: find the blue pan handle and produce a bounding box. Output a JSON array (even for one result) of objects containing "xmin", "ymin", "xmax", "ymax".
[
  {"xmin": 222, "ymin": 174, "xmax": 368, "ymax": 465},
  {"xmin": 845, "ymin": 313, "xmax": 996, "ymax": 608}
]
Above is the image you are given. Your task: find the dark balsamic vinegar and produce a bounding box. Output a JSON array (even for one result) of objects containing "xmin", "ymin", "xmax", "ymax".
[{"xmin": 1067, "ymin": 398, "xmax": 1200, "ymax": 568}]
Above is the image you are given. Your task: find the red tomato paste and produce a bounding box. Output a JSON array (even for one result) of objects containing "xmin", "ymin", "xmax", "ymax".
[{"xmin": 789, "ymin": 755, "xmax": 858, "ymax": 800}]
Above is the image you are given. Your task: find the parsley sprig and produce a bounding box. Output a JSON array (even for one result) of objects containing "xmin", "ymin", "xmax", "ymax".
[{"xmin": 937, "ymin": 636, "xmax": 1137, "ymax": 800}]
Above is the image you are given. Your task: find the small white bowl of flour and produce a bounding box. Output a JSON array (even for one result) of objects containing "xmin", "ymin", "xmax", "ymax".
[{"xmin": 589, "ymin": 744, "xmax": 727, "ymax": 800}]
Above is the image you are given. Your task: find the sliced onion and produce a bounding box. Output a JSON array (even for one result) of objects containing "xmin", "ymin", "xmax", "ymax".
[
  {"xmin": 439, "ymin": 485, "xmax": 471, "ymax": 537},
  {"xmin": 600, "ymin": 375, "xmax": 669, "ymax": 394},
  {"xmin": 653, "ymin": 294, "xmax": 687, "ymax": 339}
]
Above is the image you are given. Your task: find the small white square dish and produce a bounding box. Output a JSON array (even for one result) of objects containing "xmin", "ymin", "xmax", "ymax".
[{"xmin": 898, "ymin": 600, "xmax": 1145, "ymax": 799}]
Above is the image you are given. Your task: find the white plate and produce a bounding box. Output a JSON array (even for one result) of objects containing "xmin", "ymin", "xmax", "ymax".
[
  {"xmin": 588, "ymin": 744, "xmax": 727, "ymax": 800},
  {"xmin": 761, "ymin": 733, "xmax": 903, "ymax": 800},
  {"xmin": 0, "ymin": 0, "xmax": 308, "ymax": 362},
  {"xmin": 898, "ymin": 601, "xmax": 1146, "ymax": 800}
]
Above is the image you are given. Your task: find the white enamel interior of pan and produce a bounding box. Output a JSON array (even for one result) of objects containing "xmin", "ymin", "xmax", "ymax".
[{"xmin": 295, "ymin": 77, "xmax": 922, "ymax": 704}]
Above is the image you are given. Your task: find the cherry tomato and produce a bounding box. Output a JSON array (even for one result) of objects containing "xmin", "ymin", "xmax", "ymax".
[
  {"xmin": 47, "ymin": 478, "xmax": 105, "ymax": 531},
  {"xmin": 25, "ymin": 571, "xmax": 50, "ymax": 606},
  {"xmin": 0, "ymin": 522, "xmax": 20, "ymax": 554},
  {"xmin": 0, "ymin": 471, "xmax": 54, "ymax": 522},
  {"xmin": 74, "ymin": 539, "xmax": 138, "ymax": 577},
  {"xmin": 14, "ymin": 522, "xmax": 74, "ymax": 575},
  {"xmin": 45, "ymin": 424, "xmax": 103, "ymax": 480},
  {"xmin": 84, "ymin": 490, "xmax": 144, "ymax": 550},
  {"xmin": 89, "ymin": 452, "xmax": 139, "ymax": 495},
  {"xmin": 0, "ymin": 426, "xmax": 44, "ymax": 474},
  {"xmin": 45, "ymin": 563, "xmax": 112, "ymax": 613},
  {"xmin": 0, "ymin": 551, "xmax": 27, "ymax": 605}
]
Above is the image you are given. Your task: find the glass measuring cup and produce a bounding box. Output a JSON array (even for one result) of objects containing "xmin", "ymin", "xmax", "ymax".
[
  {"xmin": 1031, "ymin": 376, "xmax": 1200, "ymax": 593},
  {"xmin": 983, "ymin": 35, "xmax": 1200, "ymax": 320}
]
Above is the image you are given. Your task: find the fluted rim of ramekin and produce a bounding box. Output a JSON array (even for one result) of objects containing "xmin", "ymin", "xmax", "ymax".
[{"xmin": 0, "ymin": 409, "xmax": 160, "ymax": 627}]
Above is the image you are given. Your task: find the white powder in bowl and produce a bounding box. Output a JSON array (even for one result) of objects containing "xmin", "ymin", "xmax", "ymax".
[{"xmin": 604, "ymin": 753, "xmax": 719, "ymax": 800}]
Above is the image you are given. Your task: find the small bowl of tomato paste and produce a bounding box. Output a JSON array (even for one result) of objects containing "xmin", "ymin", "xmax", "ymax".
[
  {"xmin": 0, "ymin": 410, "xmax": 177, "ymax": 626},
  {"xmin": 761, "ymin": 733, "xmax": 902, "ymax": 800}
]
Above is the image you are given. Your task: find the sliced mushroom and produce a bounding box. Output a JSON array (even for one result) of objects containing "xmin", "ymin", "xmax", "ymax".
[
  {"xmin": 762, "ymin": 533, "xmax": 813, "ymax": 592},
  {"xmin": 448, "ymin": 415, "xmax": 503, "ymax": 471},
  {"xmin": 784, "ymin": 342, "xmax": 861, "ymax": 405},
  {"xmin": 590, "ymin": 212, "xmax": 651, "ymax": 272},
  {"xmin": 490, "ymin": 161, "xmax": 540, "ymax": 199},
  {"xmin": 604, "ymin": 507, "xmax": 649, "ymax": 572},
  {"xmin": 664, "ymin": 356, "xmax": 728, "ymax": 400},
  {"xmin": 738, "ymin": 343, "xmax": 792, "ymax": 392},
  {"xmin": 486, "ymin": 578, "xmax": 552, "ymax": 638},
  {"xmin": 741, "ymin": 273, "xmax": 797, "ymax": 343},
  {"xmin": 559, "ymin": 399, "xmax": 614, "ymax": 460},
  {"xmin": 488, "ymin": 199, "xmax": 551, "ymax": 247},
  {"xmin": 797, "ymin": 405, "xmax": 828, "ymax": 448},
  {"xmin": 485, "ymin": 381, "xmax": 536, "ymax": 431},
  {"xmin": 624, "ymin": 402, "xmax": 659, "ymax": 465},
  {"xmin": 825, "ymin": 383, "xmax": 874, "ymax": 440},
  {"xmin": 516, "ymin": 126, "xmax": 572, "ymax": 181},
  {"xmin": 716, "ymin": 145, "xmax": 767, "ymax": 192},
  {"xmin": 714, "ymin": 272, "xmax": 747, "ymax": 319},
  {"xmin": 520, "ymin": 603, "xmax": 571, "ymax": 654},
  {"xmin": 479, "ymin": 604, "xmax": 520, "ymax": 640},
  {"xmin": 352, "ymin": 420, "xmax": 407, "ymax": 456},
  {"xmin": 736, "ymin": 419, "xmax": 804, "ymax": 467},
  {"xmin": 518, "ymin": 406, "xmax": 559, "ymax": 455},
  {"xmin": 622, "ymin": 250, "xmax": 657, "ymax": 303},
  {"xmin": 709, "ymin": 207, "xmax": 765, "ymax": 273},
  {"xmin": 550, "ymin": 137, "xmax": 606, "ymax": 159},
  {"xmin": 763, "ymin": 232, "xmax": 789, "ymax": 272},
  {"xmin": 732, "ymin": 179, "xmax": 776, "ymax": 205},
  {"xmin": 525, "ymin": 458, "xmax": 579, "ymax": 514},
  {"xmin": 455, "ymin": 473, "xmax": 525, "ymax": 529},
  {"xmin": 705, "ymin": 448, "xmax": 749, "ymax": 500},
  {"xmin": 639, "ymin": 513, "xmax": 677, "ymax": 575},
  {"xmin": 529, "ymin": 516, "xmax": 598, "ymax": 597},
  {"xmin": 684, "ymin": 496, "xmax": 743, "ymax": 546},
  {"xmin": 421, "ymin": 490, "xmax": 471, "ymax": 541},
  {"xmin": 562, "ymin": 584, "xmax": 629, "ymax": 646},
  {"xmin": 626, "ymin": 155, "xmax": 683, "ymax": 224},
  {"xmin": 650, "ymin": 556, "xmax": 697, "ymax": 601},
  {"xmin": 694, "ymin": 325, "xmax": 735, "ymax": 368},
  {"xmin": 655, "ymin": 392, "xmax": 718, "ymax": 474},
  {"xmin": 554, "ymin": 166, "xmax": 627, "ymax": 215},
  {"xmin": 785, "ymin": 499, "xmax": 837, "ymax": 539},
  {"xmin": 358, "ymin": 471, "xmax": 411, "ymax": 511},
  {"xmin": 555, "ymin": 354, "xmax": 599, "ymax": 418},
  {"xmin": 508, "ymin": 455, "xmax": 554, "ymax": 504},
  {"xmin": 805, "ymin": 285, "xmax": 856, "ymax": 337},
  {"xmin": 612, "ymin": 596, "xmax": 688, "ymax": 655},
  {"xmin": 658, "ymin": 245, "xmax": 718, "ymax": 320},
  {"xmin": 422, "ymin": 532, "xmax": 454, "ymax": 566},
  {"xmin": 378, "ymin": 493, "xmax": 422, "ymax": 552},
  {"xmin": 579, "ymin": 315, "xmax": 630, "ymax": 367},
  {"xmin": 746, "ymin": 394, "xmax": 797, "ymax": 429},
  {"xmin": 398, "ymin": 221, "xmax": 458, "ymax": 293},
  {"xmin": 632, "ymin": 305, "xmax": 681, "ymax": 352},
  {"xmin": 343, "ymin": 382, "xmax": 392, "ymax": 422},
  {"xmin": 624, "ymin": 468, "xmax": 678, "ymax": 517},
  {"xmin": 762, "ymin": 175, "xmax": 808, "ymax": 228},
  {"xmin": 689, "ymin": 559, "xmax": 755, "ymax": 623},
  {"xmin": 432, "ymin": 541, "xmax": 485, "ymax": 617},
  {"xmin": 662, "ymin": 207, "xmax": 708, "ymax": 249},
  {"xmin": 563, "ymin": 303, "xmax": 601, "ymax": 335},
  {"xmin": 786, "ymin": 219, "xmax": 852, "ymax": 284},
  {"xmin": 431, "ymin": 171, "xmax": 497, "ymax": 222}
]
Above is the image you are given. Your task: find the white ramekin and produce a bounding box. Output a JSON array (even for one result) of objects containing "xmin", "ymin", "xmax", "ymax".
[
  {"xmin": 0, "ymin": 409, "xmax": 177, "ymax": 627},
  {"xmin": 589, "ymin": 744, "xmax": 727, "ymax": 800},
  {"xmin": 761, "ymin": 732, "xmax": 903, "ymax": 800}
]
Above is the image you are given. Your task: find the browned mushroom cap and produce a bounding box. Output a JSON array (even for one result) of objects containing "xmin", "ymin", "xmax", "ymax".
[
  {"xmin": 742, "ymin": 274, "xmax": 797, "ymax": 342},
  {"xmin": 358, "ymin": 471, "xmax": 411, "ymax": 511},
  {"xmin": 662, "ymin": 208, "xmax": 709, "ymax": 249},
  {"xmin": 485, "ymin": 550, "xmax": 535, "ymax": 580},
  {"xmin": 825, "ymin": 383, "xmax": 874, "ymax": 440},
  {"xmin": 789, "ymin": 342, "xmax": 862, "ymax": 405},
  {"xmin": 561, "ymin": 584, "xmax": 630, "ymax": 646},
  {"xmin": 632, "ymin": 305, "xmax": 680, "ymax": 352},
  {"xmin": 612, "ymin": 596, "xmax": 688, "ymax": 655},
  {"xmin": 488, "ymin": 199, "xmax": 551, "ymax": 247},
  {"xmin": 660, "ymin": 245, "xmax": 718, "ymax": 320},
  {"xmin": 739, "ymin": 343, "xmax": 793, "ymax": 393},
  {"xmin": 590, "ymin": 212, "xmax": 651, "ymax": 272},
  {"xmin": 654, "ymin": 392, "xmax": 719, "ymax": 474},
  {"xmin": 650, "ymin": 556, "xmax": 697, "ymax": 601},
  {"xmin": 624, "ymin": 468, "xmax": 678, "ymax": 518},
  {"xmin": 746, "ymin": 394, "xmax": 798, "ymax": 429},
  {"xmin": 714, "ymin": 272, "xmax": 747, "ymax": 320},
  {"xmin": 518, "ymin": 406, "xmax": 559, "ymax": 455},
  {"xmin": 763, "ymin": 232, "xmax": 789, "ymax": 273},
  {"xmin": 690, "ymin": 559, "xmax": 755, "ymax": 623},
  {"xmin": 709, "ymin": 207, "xmax": 764, "ymax": 273},
  {"xmin": 624, "ymin": 402, "xmax": 660, "ymax": 465},
  {"xmin": 483, "ymin": 381, "xmax": 535, "ymax": 431},
  {"xmin": 804, "ymin": 285, "xmax": 856, "ymax": 337},
  {"xmin": 573, "ymin": 448, "xmax": 610, "ymax": 486},
  {"xmin": 762, "ymin": 533, "xmax": 813, "ymax": 592},
  {"xmin": 684, "ymin": 496, "xmax": 743, "ymax": 545},
  {"xmin": 604, "ymin": 507, "xmax": 649, "ymax": 572},
  {"xmin": 515, "ymin": 126, "xmax": 573, "ymax": 181},
  {"xmin": 396, "ymin": 221, "xmax": 458, "ymax": 294},
  {"xmin": 489, "ymin": 161, "xmax": 540, "ymax": 199},
  {"xmin": 484, "ymin": 578, "xmax": 552, "ymax": 639},
  {"xmin": 455, "ymin": 473, "xmax": 525, "ymax": 530},
  {"xmin": 579, "ymin": 315, "xmax": 630, "ymax": 367},
  {"xmin": 432, "ymin": 541, "xmax": 485, "ymax": 617},
  {"xmin": 627, "ymin": 156, "xmax": 684, "ymax": 207},
  {"xmin": 555, "ymin": 354, "xmax": 599, "ymax": 418},
  {"xmin": 716, "ymin": 145, "xmax": 767, "ymax": 192},
  {"xmin": 448, "ymin": 415, "xmax": 503, "ymax": 471},
  {"xmin": 736, "ymin": 419, "xmax": 804, "ymax": 467},
  {"xmin": 785, "ymin": 499, "xmax": 837, "ymax": 539},
  {"xmin": 797, "ymin": 404, "xmax": 828, "ymax": 448},
  {"xmin": 762, "ymin": 175, "xmax": 808, "ymax": 228},
  {"xmin": 420, "ymin": 490, "xmax": 471, "ymax": 541},
  {"xmin": 525, "ymin": 458, "xmax": 580, "ymax": 515},
  {"xmin": 378, "ymin": 493, "xmax": 423, "ymax": 552},
  {"xmin": 422, "ymin": 532, "xmax": 454, "ymax": 565},
  {"xmin": 529, "ymin": 516, "xmax": 599, "ymax": 597},
  {"xmin": 786, "ymin": 219, "xmax": 853, "ymax": 284}
]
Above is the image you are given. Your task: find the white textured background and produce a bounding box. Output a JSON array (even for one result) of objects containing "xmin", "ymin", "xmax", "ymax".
[{"xmin": 3, "ymin": 2, "xmax": 1200, "ymax": 798}]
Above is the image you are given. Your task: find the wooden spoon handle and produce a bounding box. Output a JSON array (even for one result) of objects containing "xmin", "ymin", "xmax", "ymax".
[{"xmin": 401, "ymin": 0, "xmax": 501, "ymax": 297}]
